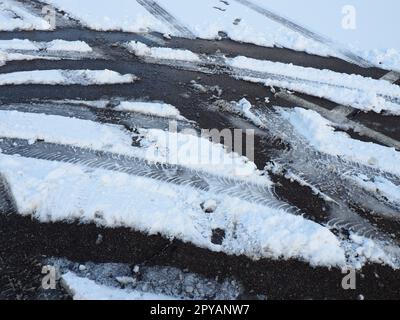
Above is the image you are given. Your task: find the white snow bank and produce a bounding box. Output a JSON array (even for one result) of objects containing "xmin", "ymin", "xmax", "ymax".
[
  {"xmin": 115, "ymin": 101, "xmax": 183, "ymax": 119},
  {"xmin": 0, "ymin": 69, "xmax": 137, "ymax": 85},
  {"xmin": 228, "ymin": 56, "xmax": 400, "ymax": 115},
  {"xmin": 44, "ymin": 0, "xmax": 170, "ymax": 34},
  {"xmin": 0, "ymin": 154, "xmax": 345, "ymax": 267},
  {"xmin": 45, "ymin": 40, "xmax": 93, "ymax": 52},
  {"xmin": 62, "ymin": 272, "xmax": 178, "ymax": 300},
  {"xmin": 127, "ymin": 41, "xmax": 200, "ymax": 62},
  {"xmin": 0, "ymin": 0, "xmax": 51, "ymax": 31}
]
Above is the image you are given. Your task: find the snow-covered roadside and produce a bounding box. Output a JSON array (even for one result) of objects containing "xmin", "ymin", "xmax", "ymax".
[
  {"xmin": 0, "ymin": 0, "xmax": 51, "ymax": 31},
  {"xmin": 0, "ymin": 69, "xmax": 137, "ymax": 85},
  {"xmin": 62, "ymin": 272, "xmax": 178, "ymax": 300}
]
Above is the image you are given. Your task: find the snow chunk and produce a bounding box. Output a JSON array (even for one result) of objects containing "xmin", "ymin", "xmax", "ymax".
[
  {"xmin": 0, "ymin": 155, "xmax": 346, "ymax": 267},
  {"xmin": 278, "ymin": 107, "xmax": 400, "ymax": 176},
  {"xmin": 115, "ymin": 101, "xmax": 183, "ymax": 119},
  {"xmin": 0, "ymin": 39, "xmax": 39, "ymax": 50},
  {"xmin": 45, "ymin": 40, "xmax": 93, "ymax": 52},
  {"xmin": 127, "ymin": 41, "xmax": 200, "ymax": 62},
  {"xmin": 0, "ymin": 69, "xmax": 137, "ymax": 85},
  {"xmin": 62, "ymin": 272, "xmax": 178, "ymax": 300}
]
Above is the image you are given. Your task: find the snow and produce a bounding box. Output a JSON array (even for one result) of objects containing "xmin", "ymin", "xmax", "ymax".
[
  {"xmin": 127, "ymin": 41, "xmax": 200, "ymax": 62},
  {"xmin": 122, "ymin": 40, "xmax": 400, "ymax": 114},
  {"xmin": 278, "ymin": 107, "xmax": 400, "ymax": 177},
  {"xmin": 0, "ymin": 69, "xmax": 137, "ymax": 85},
  {"xmin": 0, "ymin": 110, "xmax": 396, "ymax": 267},
  {"xmin": 62, "ymin": 272, "xmax": 178, "ymax": 300},
  {"xmin": 44, "ymin": 0, "xmax": 170, "ymax": 33},
  {"xmin": 0, "ymin": 153, "xmax": 346, "ymax": 267},
  {"xmin": 0, "ymin": 0, "xmax": 51, "ymax": 31},
  {"xmin": 43, "ymin": 0, "xmax": 400, "ymax": 70},
  {"xmin": 45, "ymin": 40, "xmax": 93, "ymax": 52},
  {"xmin": 115, "ymin": 101, "xmax": 184, "ymax": 119},
  {"xmin": 0, "ymin": 39, "xmax": 39, "ymax": 51},
  {"xmin": 0, "ymin": 110, "xmax": 259, "ymax": 179},
  {"xmin": 276, "ymin": 107, "xmax": 400, "ymax": 212},
  {"xmin": 0, "ymin": 40, "xmax": 94, "ymax": 65},
  {"xmin": 0, "ymin": 39, "xmax": 92, "ymax": 52},
  {"xmin": 228, "ymin": 55, "xmax": 400, "ymax": 115}
]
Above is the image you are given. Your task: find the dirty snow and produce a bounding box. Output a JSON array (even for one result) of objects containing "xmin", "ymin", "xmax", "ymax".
[
  {"xmin": 0, "ymin": 69, "xmax": 137, "ymax": 85},
  {"xmin": 53, "ymin": 260, "xmax": 241, "ymax": 300},
  {"xmin": 127, "ymin": 41, "xmax": 200, "ymax": 62},
  {"xmin": 0, "ymin": 39, "xmax": 92, "ymax": 52},
  {"xmin": 228, "ymin": 56, "xmax": 400, "ymax": 115},
  {"xmin": 278, "ymin": 107, "xmax": 400, "ymax": 176},
  {"xmin": 62, "ymin": 272, "xmax": 178, "ymax": 300},
  {"xmin": 115, "ymin": 101, "xmax": 184, "ymax": 119},
  {"xmin": 278, "ymin": 107, "xmax": 400, "ymax": 208},
  {"xmin": 44, "ymin": 0, "xmax": 400, "ymax": 70},
  {"xmin": 0, "ymin": 153, "xmax": 346, "ymax": 267}
]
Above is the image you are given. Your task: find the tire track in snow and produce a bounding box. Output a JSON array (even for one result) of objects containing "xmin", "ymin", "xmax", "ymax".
[
  {"xmin": 0, "ymin": 101, "xmax": 196, "ymax": 132},
  {"xmin": 136, "ymin": 0, "xmax": 195, "ymax": 39},
  {"xmin": 0, "ymin": 174, "xmax": 17, "ymax": 214},
  {"xmin": 0, "ymin": 137, "xmax": 297, "ymax": 214},
  {"xmin": 122, "ymin": 50, "xmax": 400, "ymax": 116},
  {"xmin": 256, "ymin": 109, "xmax": 400, "ymax": 239},
  {"xmin": 231, "ymin": 0, "xmax": 373, "ymax": 68}
]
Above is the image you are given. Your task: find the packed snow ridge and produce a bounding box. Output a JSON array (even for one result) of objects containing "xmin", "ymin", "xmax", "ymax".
[
  {"xmin": 0, "ymin": 69, "xmax": 137, "ymax": 85},
  {"xmin": 127, "ymin": 41, "xmax": 200, "ymax": 62},
  {"xmin": 115, "ymin": 101, "xmax": 185, "ymax": 120},
  {"xmin": 62, "ymin": 272, "xmax": 178, "ymax": 300},
  {"xmin": 0, "ymin": 39, "xmax": 92, "ymax": 52},
  {"xmin": 1, "ymin": 109, "xmax": 398, "ymax": 268}
]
